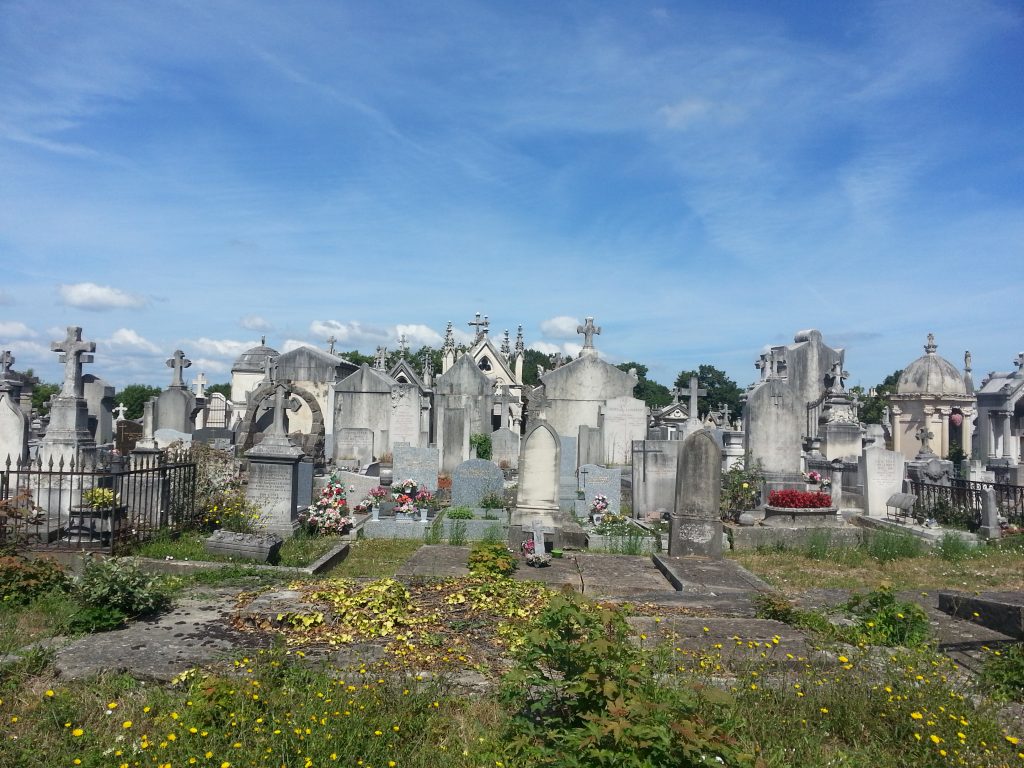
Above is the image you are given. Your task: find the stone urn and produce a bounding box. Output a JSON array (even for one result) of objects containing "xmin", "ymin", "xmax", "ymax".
[{"xmin": 205, "ymin": 530, "xmax": 284, "ymax": 563}]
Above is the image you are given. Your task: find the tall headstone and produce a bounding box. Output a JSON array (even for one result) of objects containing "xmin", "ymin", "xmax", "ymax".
[
  {"xmin": 450, "ymin": 458, "xmax": 505, "ymax": 508},
  {"xmin": 82, "ymin": 374, "xmax": 115, "ymax": 445},
  {"xmin": 245, "ymin": 376, "xmax": 306, "ymax": 537},
  {"xmin": 154, "ymin": 350, "xmax": 198, "ymax": 434},
  {"xmin": 441, "ymin": 407, "xmax": 469, "ymax": 474},
  {"xmin": 599, "ymin": 396, "xmax": 648, "ymax": 465},
  {"xmin": 512, "ymin": 422, "xmax": 562, "ymax": 528},
  {"xmin": 631, "ymin": 439, "xmax": 683, "ymax": 520},
  {"xmin": 490, "ymin": 427, "xmax": 520, "ymax": 469},
  {"xmin": 40, "ymin": 327, "xmax": 96, "ymax": 467},
  {"xmin": 859, "ymin": 445, "xmax": 906, "ymax": 517},
  {"xmin": 669, "ymin": 430, "xmax": 723, "ymax": 558}
]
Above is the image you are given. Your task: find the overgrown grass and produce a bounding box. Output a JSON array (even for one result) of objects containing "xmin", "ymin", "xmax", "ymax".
[
  {"xmin": 128, "ymin": 530, "xmax": 343, "ymax": 568},
  {"xmin": 733, "ymin": 532, "xmax": 1024, "ymax": 592},
  {"xmin": 329, "ymin": 538, "xmax": 422, "ymax": 578},
  {"xmin": 0, "ymin": 589, "xmax": 79, "ymax": 654}
]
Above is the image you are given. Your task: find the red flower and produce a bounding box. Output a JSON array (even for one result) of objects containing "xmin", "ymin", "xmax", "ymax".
[{"xmin": 768, "ymin": 489, "xmax": 833, "ymax": 509}]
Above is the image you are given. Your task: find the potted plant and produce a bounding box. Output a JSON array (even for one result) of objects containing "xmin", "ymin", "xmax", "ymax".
[{"xmin": 66, "ymin": 487, "xmax": 126, "ymax": 543}]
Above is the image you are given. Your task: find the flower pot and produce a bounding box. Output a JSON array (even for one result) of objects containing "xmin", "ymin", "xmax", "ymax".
[
  {"xmin": 205, "ymin": 530, "xmax": 283, "ymax": 563},
  {"xmin": 371, "ymin": 506, "xmax": 380, "ymax": 521},
  {"xmin": 64, "ymin": 504, "xmax": 127, "ymax": 543}
]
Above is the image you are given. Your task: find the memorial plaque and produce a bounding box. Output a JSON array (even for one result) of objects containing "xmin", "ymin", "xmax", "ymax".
[{"xmin": 578, "ymin": 463, "xmax": 621, "ymax": 516}]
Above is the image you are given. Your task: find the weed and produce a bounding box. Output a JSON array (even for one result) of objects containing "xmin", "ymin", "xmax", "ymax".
[
  {"xmin": 935, "ymin": 532, "xmax": 976, "ymax": 562},
  {"xmin": 467, "ymin": 540, "xmax": 517, "ymax": 576},
  {"xmin": 979, "ymin": 642, "xmax": 1024, "ymax": 702},
  {"xmin": 447, "ymin": 519, "xmax": 468, "ymax": 546}
]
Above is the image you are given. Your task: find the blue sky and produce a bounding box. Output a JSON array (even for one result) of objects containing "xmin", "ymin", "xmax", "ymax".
[{"xmin": 1, "ymin": 0, "xmax": 1022, "ymax": 392}]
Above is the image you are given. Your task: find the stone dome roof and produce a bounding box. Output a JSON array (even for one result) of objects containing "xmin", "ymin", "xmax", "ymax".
[
  {"xmin": 897, "ymin": 334, "xmax": 966, "ymax": 396},
  {"xmin": 232, "ymin": 338, "xmax": 279, "ymax": 373}
]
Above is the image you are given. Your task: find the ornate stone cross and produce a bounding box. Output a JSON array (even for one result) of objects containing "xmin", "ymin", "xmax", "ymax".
[
  {"xmin": 269, "ymin": 382, "xmax": 301, "ymax": 437},
  {"xmin": 397, "ymin": 334, "xmax": 409, "ymax": 358},
  {"xmin": 193, "ymin": 372, "xmax": 208, "ymax": 398},
  {"xmin": 326, "ymin": 335, "xmax": 336, "ymax": 355},
  {"xmin": 915, "ymin": 425, "xmax": 935, "ymax": 454},
  {"xmin": 263, "ymin": 355, "xmax": 279, "ymax": 384},
  {"xmin": 166, "ymin": 350, "xmax": 192, "ymax": 389},
  {"xmin": 685, "ymin": 377, "xmax": 707, "ymax": 421},
  {"xmin": 51, "ymin": 326, "xmax": 95, "ymax": 398},
  {"xmin": 468, "ymin": 312, "xmax": 489, "ymax": 339},
  {"xmin": 113, "ymin": 402, "xmax": 128, "ymax": 422},
  {"xmin": 0, "ymin": 350, "xmax": 13, "ymax": 379},
  {"xmin": 576, "ymin": 316, "xmax": 601, "ymax": 350},
  {"xmin": 720, "ymin": 402, "xmax": 731, "ymax": 426}
]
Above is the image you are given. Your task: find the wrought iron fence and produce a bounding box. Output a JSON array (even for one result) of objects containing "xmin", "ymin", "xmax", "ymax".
[
  {"xmin": 0, "ymin": 447, "xmax": 198, "ymax": 554},
  {"xmin": 909, "ymin": 478, "xmax": 1024, "ymax": 531}
]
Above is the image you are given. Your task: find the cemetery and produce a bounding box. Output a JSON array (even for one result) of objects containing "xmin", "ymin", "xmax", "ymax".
[{"xmin": 1, "ymin": 320, "xmax": 1023, "ymax": 767}]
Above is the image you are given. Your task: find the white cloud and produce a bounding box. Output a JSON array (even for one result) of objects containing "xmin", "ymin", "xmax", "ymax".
[
  {"xmin": 281, "ymin": 338, "xmax": 309, "ymax": 353},
  {"xmin": 658, "ymin": 97, "xmax": 713, "ymax": 129},
  {"xmin": 106, "ymin": 327, "xmax": 160, "ymax": 354},
  {"xmin": 539, "ymin": 316, "xmax": 581, "ymax": 339},
  {"xmin": 309, "ymin": 320, "xmax": 389, "ymax": 347},
  {"xmin": 189, "ymin": 337, "xmax": 259, "ymax": 357},
  {"xmin": 57, "ymin": 282, "xmax": 146, "ymax": 310},
  {"xmin": 191, "ymin": 358, "xmax": 229, "ymax": 374},
  {"xmin": 394, "ymin": 323, "xmax": 442, "ymax": 347},
  {"xmin": 0, "ymin": 321, "xmax": 38, "ymax": 339},
  {"xmin": 529, "ymin": 340, "xmax": 584, "ymax": 358},
  {"xmin": 240, "ymin": 314, "xmax": 272, "ymax": 331}
]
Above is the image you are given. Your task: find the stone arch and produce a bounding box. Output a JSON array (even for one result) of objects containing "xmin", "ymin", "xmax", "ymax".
[{"xmin": 237, "ymin": 382, "xmax": 326, "ymax": 465}]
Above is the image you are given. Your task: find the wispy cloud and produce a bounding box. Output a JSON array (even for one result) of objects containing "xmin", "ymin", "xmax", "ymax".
[
  {"xmin": 106, "ymin": 327, "xmax": 160, "ymax": 354},
  {"xmin": 0, "ymin": 321, "xmax": 38, "ymax": 339},
  {"xmin": 57, "ymin": 282, "xmax": 146, "ymax": 311},
  {"xmin": 240, "ymin": 315, "xmax": 272, "ymax": 331}
]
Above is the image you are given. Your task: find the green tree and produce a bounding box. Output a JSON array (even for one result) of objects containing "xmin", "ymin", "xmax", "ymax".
[
  {"xmin": 115, "ymin": 384, "xmax": 162, "ymax": 420},
  {"xmin": 673, "ymin": 364, "xmax": 744, "ymax": 420},
  {"xmin": 31, "ymin": 382, "xmax": 61, "ymax": 416},
  {"xmin": 339, "ymin": 349, "xmax": 376, "ymax": 368},
  {"xmin": 616, "ymin": 361, "xmax": 672, "ymax": 409},
  {"xmin": 856, "ymin": 369, "xmax": 902, "ymax": 424},
  {"xmin": 206, "ymin": 382, "xmax": 231, "ymax": 398},
  {"xmin": 522, "ymin": 348, "xmax": 554, "ymax": 387}
]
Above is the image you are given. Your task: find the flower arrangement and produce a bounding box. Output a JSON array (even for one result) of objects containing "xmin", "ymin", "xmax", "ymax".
[
  {"xmin": 304, "ymin": 476, "xmax": 352, "ymax": 534},
  {"xmin": 590, "ymin": 494, "xmax": 610, "ymax": 515},
  {"xmin": 369, "ymin": 486, "xmax": 388, "ymax": 502},
  {"xmin": 81, "ymin": 487, "xmax": 118, "ymax": 510},
  {"xmin": 353, "ymin": 498, "xmax": 373, "ymax": 514},
  {"xmin": 804, "ymin": 470, "xmax": 822, "ymax": 484},
  {"xmin": 393, "ymin": 494, "xmax": 417, "ymax": 515},
  {"xmin": 768, "ymin": 489, "xmax": 833, "ymax": 509},
  {"xmin": 521, "ymin": 537, "xmax": 535, "ymax": 555},
  {"xmin": 392, "ymin": 478, "xmax": 418, "ymax": 497},
  {"xmin": 415, "ymin": 489, "xmax": 433, "ymax": 505}
]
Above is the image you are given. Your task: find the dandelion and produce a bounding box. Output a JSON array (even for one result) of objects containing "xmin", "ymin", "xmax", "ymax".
[
  {"xmin": 122, "ymin": 721, "xmax": 132, "ymax": 729},
  {"xmin": 45, "ymin": 690, "xmax": 54, "ymax": 697},
  {"xmin": 72, "ymin": 728, "xmax": 84, "ymax": 737}
]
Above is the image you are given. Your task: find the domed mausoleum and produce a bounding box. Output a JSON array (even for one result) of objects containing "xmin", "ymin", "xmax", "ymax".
[
  {"xmin": 889, "ymin": 334, "xmax": 976, "ymax": 461},
  {"xmin": 228, "ymin": 338, "xmax": 279, "ymax": 426}
]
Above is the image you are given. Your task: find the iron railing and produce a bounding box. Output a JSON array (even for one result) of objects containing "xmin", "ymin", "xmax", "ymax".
[
  {"xmin": 909, "ymin": 478, "xmax": 1024, "ymax": 531},
  {"xmin": 0, "ymin": 447, "xmax": 197, "ymax": 554}
]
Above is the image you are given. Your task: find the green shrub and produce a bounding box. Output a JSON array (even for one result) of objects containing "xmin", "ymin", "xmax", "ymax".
[
  {"xmin": 467, "ymin": 541, "xmax": 517, "ymax": 576},
  {"xmin": 479, "ymin": 492, "xmax": 505, "ymax": 510},
  {"xmin": 935, "ymin": 532, "xmax": 976, "ymax": 562},
  {"xmin": 469, "ymin": 433, "xmax": 492, "ymax": 460},
  {"xmin": 445, "ymin": 506, "xmax": 475, "ymax": 519},
  {"xmin": 843, "ymin": 585, "xmax": 930, "ymax": 647},
  {"xmin": 66, "ymin": 604, "xmax": 129, "ymax": 633},
  {"xmin": 77, "ymin": 557, "xmax": 170, "ymax": 618},
  {"xmin": 720, "ymin": 462, "xmax": 763, "ymax": 519},
  {"xmin": 447, "ymin": 519, "xmax": 467, "ymax": 546},
  {"xmin": 979, "ymin": 643, "xmax": 1024, "ymax": 702},
  {"xmin": 500, "ymin": 591, "xmax": 752, "ymax": 767},
  {"xmin": 0, "ymin": 555, "xmax": 68, "ymax": 605}
]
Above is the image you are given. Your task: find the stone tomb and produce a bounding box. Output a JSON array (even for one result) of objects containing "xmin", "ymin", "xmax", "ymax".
[
  {"xmin": 631, "ymin": 440, "xmax": 683, "ymax": 521},
  {"xmin": 578, "ymin": 463, "xmax": 621, "ymax": 517},
  {"xmin": 450, "ymin": 458, "xmax": 504, "ymax": 508},
  {"xmin": 670, "ymin": 430, "xmax": 723, "ymax": 558},
  {"xmin": 599, "ymin": 395, "xmax": 647, "ymax": 466},
  {"xmin": 335, "ymin": 427, "xmax": 375, "ymax": 468},
  {"xmin": 393, "ymin": 442, "xmax": 439, "ymax": 491}
]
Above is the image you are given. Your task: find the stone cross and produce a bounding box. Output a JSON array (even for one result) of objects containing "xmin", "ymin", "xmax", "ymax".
[
  {"xmin": 915, "ymin": 425, "xmax": 934, "ymax": 454},
  {"xmin": 0, "ymin": 350, "xmax": 13, "ymax": 379},
  {"xmin": 263, "ymin": 355, "xmax": 279, "ymax": 384},
  {"xmin": 468, "ymin": 312, "xmax": 490, "ymax": 339},
  {"xmin": 685, "ymin": 377, "xmax": 706, "ymax": 421},
  {"xmin": 576, "ymin": 316, "xmax": 601, "ymax": 349},
  {"xmin": 193, "ymin": 372, "xmax": 208, "ymax": 398},
  {"xmin": 1014, "ymin": 352, "xmax": 1024, "ymax": 376},
  {"xmin": 720, "ymin": 402, "xmax": 731, "ymax": 426},
  {"xmin": 497, "ymin": 383, "xmax": 511, "ymax": 429},
  {"xmin": 326, "ymin": 335, "xmax": 336, "ymax": 355},
  {"xmin": 113, "ymin": 402, "xmax": 128, "ymax": 422},
  {"xmin": 374, "ymin": 346, "xmax": 387, "ymax": 370},
  {"xmin": 166, "ymin": 350, "xmax": 192, "ymax": 389},
  {"xmin": 397, "ymin": 334, "xmax": 409, "ymax": 358},
  {"xmin": 269, "ymin": 382, "xmax": 301, "ymax": 437},
  {"xmin": 578, "ymin": 465, "xmax": 589, "ymax": 490},
  {"xmin": 51, "ymin": 326, "xmax": 95, "ymax": 398}
]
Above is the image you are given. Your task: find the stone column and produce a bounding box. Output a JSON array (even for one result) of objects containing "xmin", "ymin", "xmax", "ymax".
[
  {"xmin": 987, "ymin": 411, "xmax": 997, "ymax": 459},
  {"xmin": 892, "ymin": 407, "xmax": 902, "ymax": 454},
  {"xmin": 1002, "ymin": 411, "xmax": 1013, "ymax": 462},
  {"xmin": 829, "ymin": 458, "xmax": 844, "ymax": 509},
  {"xmin": 937, "ymin": 407, "xmax": 950, "ymax": 458}
]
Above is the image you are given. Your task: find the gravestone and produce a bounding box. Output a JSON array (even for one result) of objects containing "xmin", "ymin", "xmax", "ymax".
[
  {"xmin": 154, "ymin": 350, "xmax": 198, "ymax": 434},
  {"xmin": 389, "ymin": 384, "xmax": 420, "ymax": 448},
  {"xmin": 631, "ymin": 440, "xmax": 683, "ymax": 520},
  {"xmin": 40, "ymin": 326, "xmax": 96, "ymax": 467},
  {"xmin": 115, "ymin": 420, "xmax": 143, "ymax": 456},
  {"xmin": 859, "ymin": 446, "xmax": 906, "ymax": 517},
  {"xmin": 490, "ymin": 427, "xmax": 520, "ymax": 470},
  {"xmin": 451, "ymin": 458, "xmax": 505, "ymax": 508},
  {"xmin": 578, "ymin": 424, "xmax": 603, "ymax": 467},
  {"xmin": 0, "ymin": 379, "xmax": 29, "ymax": 464},
  {"xmin": 669, "ymin": 430, "xmax": 723, "ymax": 558},
  {"xmin": 245, "ymin": 378, "xmax": 306, "ymax": 537},
  {"xmin": 154, "ymin": 428, "xmax": 193, "ymax": 448},
  {"xmin": 393, "ymin": 442, "xmax": 439, "ymax": 491},
  {"xmin": 512, "ymin": 422, "xmax": 561, "ymax": 528},
  {"xmin": 335, "ymin": 427, "xmax": 375, "ymax": 468},
  {"xmin": 578, "ymin": 463, "xmax": 621, "ymax": 516},
  {"xmin": 441, "ymin": 407, "xmax": 468, "ymax": 474},
  {"xmin": 599, "ymin": 395, "xmax": 647, "ymax": 465},
  {"xmin": 82, "ymin": 374, "xmax": 115, "ymax": 444}
]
